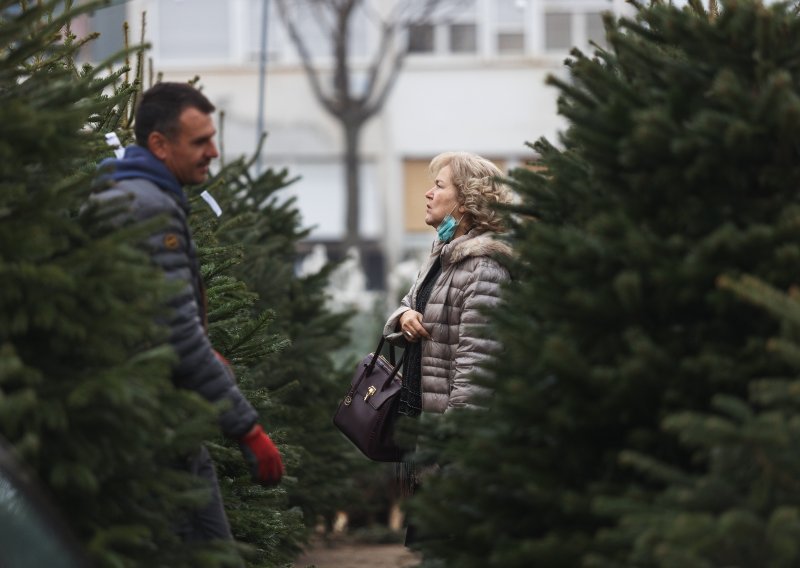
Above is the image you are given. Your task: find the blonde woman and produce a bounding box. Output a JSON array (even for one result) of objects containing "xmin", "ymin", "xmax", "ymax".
[
  {"xmin": 384, "ymin": 151, "xmax": 512, "ymax": 544},
  {"xmin": 385, "ymin": 151, "xmax": 512, "ymax": 419}
]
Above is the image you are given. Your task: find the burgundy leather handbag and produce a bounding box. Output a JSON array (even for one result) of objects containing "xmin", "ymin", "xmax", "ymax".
[{"xmin": 333, "ymin": 336, "xmax": 405, "ymax": 462}]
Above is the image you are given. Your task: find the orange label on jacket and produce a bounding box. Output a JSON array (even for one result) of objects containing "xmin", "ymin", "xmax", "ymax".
[{"xmin": 163, "ymin": 233, "xmax": 180, "ymax": 250}]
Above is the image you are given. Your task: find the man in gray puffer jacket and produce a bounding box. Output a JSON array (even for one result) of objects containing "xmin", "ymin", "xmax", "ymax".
[{"xmin": 92, "ymin": 83, "xmax": 283, "ymax": 542}]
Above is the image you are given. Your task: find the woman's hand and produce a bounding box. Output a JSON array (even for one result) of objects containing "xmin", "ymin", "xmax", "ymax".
[{"xmin": 399, "ymin": 310, "xmax": 431, "ymax": 343}]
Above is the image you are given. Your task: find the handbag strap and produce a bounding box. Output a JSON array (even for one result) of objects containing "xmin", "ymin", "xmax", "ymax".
[
  {"xmin": 366, "ymin": 336, "xmax": 405, "ymax": 374},
  {"xmin": 347, "ymin": 337, "xmax": 405, "ymax": 399}
]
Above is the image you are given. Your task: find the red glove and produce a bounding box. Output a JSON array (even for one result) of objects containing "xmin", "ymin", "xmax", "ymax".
[{"xmin": 239, "ymin": 424, "xmax": 284, "ymax": 486}]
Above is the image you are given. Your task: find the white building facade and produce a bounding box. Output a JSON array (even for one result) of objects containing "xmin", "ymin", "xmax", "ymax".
[{"xmin": 86, "ymin": 0, "xmax": 633, "ymax": 289}]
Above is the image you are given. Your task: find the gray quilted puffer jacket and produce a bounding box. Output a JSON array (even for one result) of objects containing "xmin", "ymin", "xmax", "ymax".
[
  {"xmin": 384, "ymin": 229, "xmax": 511, "ymax": 414},
  {"xmin": 90, "ymin": 178, "xmax": 258, "ymax": 439}
]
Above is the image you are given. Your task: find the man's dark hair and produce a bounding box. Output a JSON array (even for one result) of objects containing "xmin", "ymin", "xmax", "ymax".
[{"xmin": 134, "ymin": 82, "xmax": 216, "ymax": 147}]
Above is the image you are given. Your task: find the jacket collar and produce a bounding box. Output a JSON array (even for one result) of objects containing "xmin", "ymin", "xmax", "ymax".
[
  {"xmin": 98, "ymin": 145, "xmax": 188, "ymax": 211},
  {"xmin": 434, "ymin": 228, "xmax": 512, "ymax": 268}
]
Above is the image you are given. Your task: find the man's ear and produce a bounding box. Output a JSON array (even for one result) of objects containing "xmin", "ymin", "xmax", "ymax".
[{"xmin": 147, "ymin": 131, "xmax": 169, "ymax": 160}]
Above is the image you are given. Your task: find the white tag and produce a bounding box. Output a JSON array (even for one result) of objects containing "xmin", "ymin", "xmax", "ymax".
[
  {"xmin": 104, "ymin": 132, "xmax": 121, "ymax": 147},
  {"xmin": 104, "ymin": 132, "xmax": 125, "ymax": 158},
  {"xmin": 200, "ymin": 190, "xmax": 222, "ymax": 217}
]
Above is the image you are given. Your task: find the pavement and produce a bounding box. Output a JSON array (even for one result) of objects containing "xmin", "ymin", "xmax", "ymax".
[{"xmin": 294, "ymin": 542, "xmax": 420, "ymax": 568}]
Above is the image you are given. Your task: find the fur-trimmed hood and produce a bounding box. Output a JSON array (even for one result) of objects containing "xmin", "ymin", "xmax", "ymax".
[{"xmin": 436, "ymin": 229, "xmax": 512, "ymax": 268}]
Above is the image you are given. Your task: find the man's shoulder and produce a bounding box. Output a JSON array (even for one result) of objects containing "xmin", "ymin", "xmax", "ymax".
[
  {"xmin": 102, "ymin": 178, "xmax": 169, "ymax": 200},
  {"xmin": 90, "ymin": 178, "xmax": 186, "ymax": 227},
  {"xmin": 94, "ymin": 178, "xmax": 179, "ymax": 212}
]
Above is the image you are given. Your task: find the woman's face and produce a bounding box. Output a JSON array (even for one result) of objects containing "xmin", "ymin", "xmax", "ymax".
[{"xmin": 425, "ymin": 164, "xmax": 463, "ymax": 228}]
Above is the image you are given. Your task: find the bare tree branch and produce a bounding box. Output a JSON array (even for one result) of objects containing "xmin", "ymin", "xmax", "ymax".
[
  {"xmin": 358, "ymin": 19, "xmax": 394, "ymax": 109},
  {"xmin": 275, "ymin": 0, "xmax": 457, "ymax": 248},
  {"xmin": 274, "ymin": 0, "xmax": 337, "ymax": 115},
  {"xmin": 363, "ymin": 45, "xmax": 404, "ymax": 121},
  {"xmin": 360, "ymin": 0, "xmax": 446, "ymax": 118}
]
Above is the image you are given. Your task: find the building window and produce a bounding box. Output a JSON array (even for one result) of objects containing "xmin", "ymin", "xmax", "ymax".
[
  {"xmin": 449, "ymin": 23, "xmax": 477, "ymax": 53},
  {"xmin": 71, "ymin": 3, "xmax": 126, "ymax": 63},
  {"xmin": 544, "ymin": 12, "xmax": 572, "ymax": 51},
  {"xmin": 446, "ymin": 0, "xmax": 477, "ymax": 54},
  {"xmin": 408, "ymin": 0, "xmax": 477, "ymax": 56},
  {"xmin": 403, "ymin": 160, "xmax": 431, "ymax": 234},
  {"xmin": 496, "ymin": 0, "xmax": 525, "ymax": 54},
  {"xmin": 402, "ymin": 0, "xmax": 617, "ymax": 58},
  {"xmin": 279, "ymin": 160, "xmax": 380, "ymax": 241},
  {"xmin": 544, "ymin": 2, "xmax": 614, "ymax": 53},
  {"xmin": 497, "ymin": 32, "xmax": 524, "ymax": 53},
  {"xmin": 586, "ymin": 12, "xmax": 607, "ymax": 48},
  {"xmin": 158, "ymin": 0, "xmax": 230, "ymax": 61},
  {"xmin": 408, "ymin": 23, "xmax": 435, "ymax": 53},
  {"xmin": 87, "ymin": 3, "xmax": 126, "ymax": 62}
]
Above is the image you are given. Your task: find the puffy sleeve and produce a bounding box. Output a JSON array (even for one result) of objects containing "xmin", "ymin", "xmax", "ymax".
[
  {"xmin": 447, "ymin": 258, "xmax": 509, "ymax": 412},
  {"xmin": 383, "ymin": 249, "xmax": 442, "ymax": 346},
  {"xmin": 383, "ymin": 288, "xmax": 413, "ymax": 346},
  {"xmin": 92, "ymin": 182, "xmax": 258, "ymax": 439}
]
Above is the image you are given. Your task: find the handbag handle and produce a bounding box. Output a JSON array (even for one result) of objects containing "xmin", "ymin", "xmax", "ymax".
[
  {"xmin": 366, "ymin": 336, "xmax": 403, "ymax": 375},
  {"xmin": 344, "ymin": 337, "xmax": 405, "ymax": 402}
]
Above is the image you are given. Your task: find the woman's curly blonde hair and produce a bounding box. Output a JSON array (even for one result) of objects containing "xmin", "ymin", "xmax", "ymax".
[{"xmin": 429, "ymin": 151, "xmax": 512, "ymax": 234}]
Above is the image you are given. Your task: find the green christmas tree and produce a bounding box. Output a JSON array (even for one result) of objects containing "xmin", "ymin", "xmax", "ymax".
[
  {"xmin": 0, "ymin": 1, "xmax": 243, "ymax": 566},
  {"xmin": 82, "ymin": 44, "xmax": 360, "ymax": 568},
  {"xmin": 201, "ymin": 149, "xmax": 379, "ymax": 537},
  {"xmin": 588, "ymin": 276, "xmax": 800, "ymax": 568},
  {"xmin": 182, "ymin": 161, "xmax": 306, "ymax": 566},
  {"xmin": 408, "ymin": 0, "xmax": 800, "ymax": 566}
]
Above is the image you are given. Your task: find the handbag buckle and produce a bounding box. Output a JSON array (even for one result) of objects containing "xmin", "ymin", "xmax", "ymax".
[
  {"xmin": 344, "ymin": 395, "xmax": 352, "ymax": 406},
  {"xmin": 364, "ymin": 386, "xmax": 377, "ymax": 401}
]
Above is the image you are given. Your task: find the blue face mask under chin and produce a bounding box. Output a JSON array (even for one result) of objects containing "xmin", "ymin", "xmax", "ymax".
[{"xmin": 436, "ymin": 204, "xmax": 461, "ymax": 242}]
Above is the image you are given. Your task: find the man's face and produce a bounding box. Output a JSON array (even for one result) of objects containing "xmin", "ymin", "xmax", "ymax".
[{"xmin": 150, "ymin": 107, "xmax": 219, "ymax": 185}]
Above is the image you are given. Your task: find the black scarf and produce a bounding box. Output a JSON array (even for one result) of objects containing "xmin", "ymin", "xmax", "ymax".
[{"xmin": 397, "ymin": 255, "xmax": 442, "ymax": 417}]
